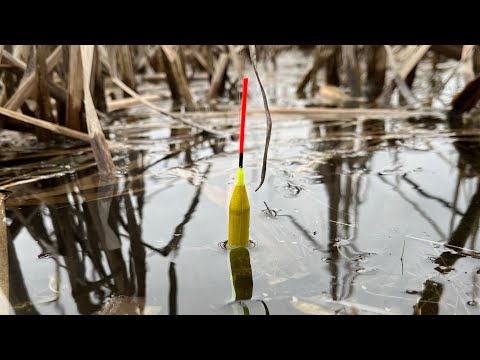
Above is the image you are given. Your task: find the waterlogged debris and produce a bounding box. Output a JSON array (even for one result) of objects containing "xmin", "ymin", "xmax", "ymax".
[
  {"xmin": 355, "ymin": 266, "xmax": 379, "ymax": 274},
  {"xmin": 273, "ymin": 170, "xmax": 304, "ymax": 198},
  {"xmin": 96, "ymin": 296, "xmax": 145, "ymax": 315},
  {"xmin": 284, "ymin": 181, "xmax": 302, "ymax": 198},
  {"xmin": 262, "ymin": 201, "xmax": 280, "ymax": 217},
  {"xmin": 298, "ymin": 295, "xmax": 396, "ymax": 315},
  {"xmin": 336, "ymin": 301, "xmax": 397, "ymax": 315},
  {"xmin": 435, "ymin": 265, "xmax": 455, "ymax": 274},
  {"xmin": 406, "ymin": 289, "xmax": 420, "ymax": 295},
  {"xmin": 352, "ymin": 252, "xmax": 376, "ymax": 262},
  {"xmin": 143, "ymin": 306, "xmax": 162, "ymax": 315},
  {"xmin": 313, "ymin": 85, "xmax": 352, "ymax": 107},
  {"xmin": 290, "ymin": 296, "xmax": 335, "ymax": 315}
]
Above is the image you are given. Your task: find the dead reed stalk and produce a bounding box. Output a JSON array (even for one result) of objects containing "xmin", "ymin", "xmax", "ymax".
[{"xmin": 80, "ymin": 45, "xmax": 115, "ymax": 176}]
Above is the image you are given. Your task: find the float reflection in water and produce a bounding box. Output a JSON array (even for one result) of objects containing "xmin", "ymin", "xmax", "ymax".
[{"xmin": 228, "ymin": 246, "xmax": 269, "ymax": 315}]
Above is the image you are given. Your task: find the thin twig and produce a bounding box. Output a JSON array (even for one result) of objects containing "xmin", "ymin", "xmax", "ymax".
[
  {"xmin": 249, "ymin": 45, "xmax": 272, "ymax": 192},
  {"xmin": 405, "ymin": 235, "xmax": 480, "ymax": 259},
  {"xmin": 262, "ymin": 201, "xmax": 278, "ymax": 217},
  {"xmin": 400, "ymin": 239, "xmax": 405, "ymax": 276}
]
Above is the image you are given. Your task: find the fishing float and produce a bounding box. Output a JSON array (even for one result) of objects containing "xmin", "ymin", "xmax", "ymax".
[{"xmin": 227, "ymin": 77, "xmax": 250, "ymax": 248}]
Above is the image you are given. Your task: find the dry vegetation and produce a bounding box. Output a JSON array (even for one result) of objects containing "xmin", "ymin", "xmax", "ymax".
[{"xmin": 1, "ymin": 45, "xmax": 480, "ymax": 175}]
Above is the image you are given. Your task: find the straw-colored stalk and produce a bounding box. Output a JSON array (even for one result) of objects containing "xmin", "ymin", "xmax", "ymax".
[
  {"xmin": 80, "ymin": 45, "xmax": 115, "ymax": 176},
  {"xmin": 66, "ymin": 45, "xmax": 84, "ymax": 131}
]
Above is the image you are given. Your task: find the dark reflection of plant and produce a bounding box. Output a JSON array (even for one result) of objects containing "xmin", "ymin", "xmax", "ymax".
[
  {"xmin": 310, "ymin": 119, "xmax": 381, "ymax": 301},
  {"xmin": 412, "ymin": 112, "xmax": 480, "ymax": 314},
  {"xmin": 4, "ymin": 145, "xmax": 192, "ymax": 314},
  {"xmin": 311, "ymin": 113, "xmax": 480, "ymax": 312},
  {"xmin": 138, "ymin": 162, "xmax": 212, "ymax": 314},
  {"xmin": 413, "ymin": 280, "xmax": 443, "ymax": 315}
]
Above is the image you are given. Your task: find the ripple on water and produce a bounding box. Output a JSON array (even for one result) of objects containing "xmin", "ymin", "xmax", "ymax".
[{"xmin": 218, "ymin": 240, "xmax": 257, "ymax": 251}]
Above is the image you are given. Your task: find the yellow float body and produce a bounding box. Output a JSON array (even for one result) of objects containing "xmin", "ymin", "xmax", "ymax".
[{"xmin": 227, "ymin": 168, "xmax": 250, "ymax": 248}]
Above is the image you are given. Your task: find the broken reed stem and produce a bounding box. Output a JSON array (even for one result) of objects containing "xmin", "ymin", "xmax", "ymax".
[
  {"xmin": 117, "ymin": 45, "xmax": 137, "ymax": 94},
  {"xmin": 0, "ymin": 106, "xmax": 91, "ymax": 142},
  {"xmin": 1, "ymin": 48, "xmax": 67, "ymax": 111},
  {"xmin": 296, "ymin": 46, "xmax": 332, "ymax": 95},
  {"xmin": 228, "ymin": 45, "xmax": 244, "ymax": 82},
  {"xmin": 168, "ymin": 107, "xmax": 445, "ymax": 121},
  {"xmin": 92, "ymin": 47, "xmax": 108, "ymax": 114},
  {"xmin": 437, "ymin": 46, "xmax": 475, "ymax": 96},
  {"xmin": 343, "ymin": 45, "xmax": 361, "ymax": 97},
  {"xmin": 160, "ymin": 45, "xmax": 195, "ymax": 110},
  {"xmin": 4, "ymin": 45, "xmax": 63, "ymax": 111},
  {"xmin": 377, "ymin": 45, "xmax": 431, "ymax": 105},
  {"xmin": 206, "ymin": 53, "xmax": 230, "ymax": 103},
  {"xmin": 107, "ymin": 94, "xmax": 164, "ymax": 112},
  {"xmin": 66, "ymin": 45, "xmax": 84, "ymax": 131},
  {"xmin": 366, "ymin": 45, "xmax": 387, "ymax": 100},
  {"xmin": 384, "ymin": 45, "xmax": 420, "ymax": 107},
  {"xmin": 462, "ymin": 45, "xmax": 476, "ymax": 83},
  {"xmin": 80, "ymin": 45, "xmax": 115, "ymax": 176},
  {"xmin": 35, "ymin": 45, "xmax": 55, "ymax": 141},
  {"xmin": 111, "ymin": 76, "xmax": 228, "ymax": 138}
]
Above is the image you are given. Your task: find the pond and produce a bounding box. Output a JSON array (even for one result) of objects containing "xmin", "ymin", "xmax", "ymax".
[{"xmin": 1, "ymin": 51, "xmax": 480, "ymax": 315}]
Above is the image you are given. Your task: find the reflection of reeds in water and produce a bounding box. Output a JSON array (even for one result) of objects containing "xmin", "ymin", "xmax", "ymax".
[
  {"xmin": 3, "ymin": 150, "xmax": 157, "ymax": 314},
  {"xmin": 3, "ymin": 146, "xmax": 212, "ymax": 314},
  {"xmin": 311, "ymin": 112, "xmax": 480, "ymax": 312},
  {"xmin": 311, "ymin": 120, "xmax": 375, "ymax": 301}
]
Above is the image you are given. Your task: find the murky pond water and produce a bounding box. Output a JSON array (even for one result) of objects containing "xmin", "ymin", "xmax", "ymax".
[{"xmin": 1, "ymin": 51, "xmax": 480, "ymax": 315}]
